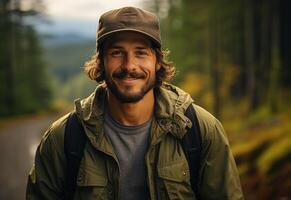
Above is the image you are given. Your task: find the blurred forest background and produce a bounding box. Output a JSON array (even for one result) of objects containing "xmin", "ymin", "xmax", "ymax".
[{"xmin": 0, "ymin": 0, "xmax": 290, "ymax": 199}]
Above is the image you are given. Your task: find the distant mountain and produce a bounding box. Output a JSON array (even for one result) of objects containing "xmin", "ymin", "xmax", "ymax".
[
  {"xmin": 32, "ymin": 15, "xmax": 97, "ymax": 40},
  {"xmin": 29, "ymin": 16, "xmax": 99, "ymax": 100},
  {"xmin": 40, "ymin": 32, "xmax": 96, "ymax": 82},
  {"xmin": 40, "ymin": 32, "xmax": 95, "ymax": 47}
]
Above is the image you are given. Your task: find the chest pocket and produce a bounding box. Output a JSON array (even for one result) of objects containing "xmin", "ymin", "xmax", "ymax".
[
  {"xmin": 73, "ymin": 145, "xmax": 113, "ymax": 200},
  {"xmin": 157, "ymin": 160, "xmax": 195, "ymax": 200}
]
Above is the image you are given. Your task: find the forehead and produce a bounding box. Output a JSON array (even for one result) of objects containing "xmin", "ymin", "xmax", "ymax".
[{"xmin": 103, "ymin": 31, "xmax": 153, "ymax": 49}]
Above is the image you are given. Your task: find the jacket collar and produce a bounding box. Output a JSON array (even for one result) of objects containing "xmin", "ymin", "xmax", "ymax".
[
  {"xmin": 75, "ymin": 84, "xmax": 106, "ymax": 124},
  {"xmin": 74, "ymin": 83, "xmax": 194, "ymax": 141},
  {"xmin": 154, "ymin": 83, "xmax": 194, "ymax": 139}
]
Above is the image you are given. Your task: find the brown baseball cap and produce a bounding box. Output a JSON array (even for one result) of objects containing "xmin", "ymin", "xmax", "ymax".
[{"xmin": 97, "ymin": 6, "xmax": 161, "ymax": 48}]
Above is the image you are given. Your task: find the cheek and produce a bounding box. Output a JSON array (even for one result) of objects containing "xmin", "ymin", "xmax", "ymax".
[
  {"xmin": 104, "ymin": 59, "xmax": 120, "ymax": 74},
  {"xmin": 142, "ymin": 55, "xmax": 157, "ymax": 69}
]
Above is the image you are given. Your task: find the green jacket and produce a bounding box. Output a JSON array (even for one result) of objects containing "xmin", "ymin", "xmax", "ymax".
[{"xmin": 26, "ymin": 84, "xmax": 244, "ymax": 200}]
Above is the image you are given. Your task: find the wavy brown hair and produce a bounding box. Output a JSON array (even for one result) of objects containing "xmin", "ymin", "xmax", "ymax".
[{"xmin": 84, "ymin": 45, "xmax": 176, "ymax": 86}]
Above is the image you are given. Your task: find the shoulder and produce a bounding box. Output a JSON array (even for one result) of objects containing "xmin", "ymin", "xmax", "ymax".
[
  {"xmin": 191, "ymin": 104, "xmax": 230, "ymax": 147},
  {"xmin": 191, "ymin": 105, "xmax": 243, "ymax": 199},
  {"xmin": 192, "ymin": 104, "xmax": 217, "ymax": 132},
  {"xmin": 38, "ymin": 113, "xmax": 71, "ymax": 156}
]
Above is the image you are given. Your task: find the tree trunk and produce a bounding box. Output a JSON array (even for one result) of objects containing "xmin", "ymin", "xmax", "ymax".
[
  {"xmin": 280, "ymin": 0, "xmax": 291, "ymax": 87},
  {"xmin": 258, "ymin": 0, "xmax": 272, "ymax": 106},
  {"xmin": 209, "ymin": 3, "xmax": 221, "ymax": 118},
  {"xmin": 244, "ymin": 0, "xmax": 256, "ymax": 111},
  {"xmin": 268, "ymin": 0, "xmax": 280, "ymax": 114}
]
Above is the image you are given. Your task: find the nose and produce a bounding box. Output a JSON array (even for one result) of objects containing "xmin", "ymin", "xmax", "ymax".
[{"xmin": 122, "ymin": 52, "xmax": 136, "ymax": 71}]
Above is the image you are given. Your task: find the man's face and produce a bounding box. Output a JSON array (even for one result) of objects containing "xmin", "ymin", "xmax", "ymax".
[{"xmin": 103, "ymin": 31, "xmax": 159, "ymax": 103}]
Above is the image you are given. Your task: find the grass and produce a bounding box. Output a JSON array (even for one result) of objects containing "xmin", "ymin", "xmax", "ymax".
[{"xmin": 257, "ymin": 134, "xmax": 291, "ymax": 175}]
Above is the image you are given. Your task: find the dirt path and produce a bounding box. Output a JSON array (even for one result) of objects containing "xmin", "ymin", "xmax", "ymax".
[{"xmin": 0, "ymin": 114, "xmax": 59, "ymax": 200}]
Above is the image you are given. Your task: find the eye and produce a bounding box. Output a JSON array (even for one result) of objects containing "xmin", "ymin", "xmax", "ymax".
[
  {"xmin": 136, "ymin": 50, "xmax": 148, "ymax": 56},
  {"xmin": 110, "ymin": 50, "xmax": 124, "ymax": 57}
]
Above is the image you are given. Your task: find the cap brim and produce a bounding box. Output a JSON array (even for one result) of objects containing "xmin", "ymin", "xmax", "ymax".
[{"xmin": 97, "ymin": 28, "xmax": 161, "ymax": 48}]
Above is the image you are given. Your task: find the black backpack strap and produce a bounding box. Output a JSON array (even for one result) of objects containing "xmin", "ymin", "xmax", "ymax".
[
  {"xmin": 63, "ymin": 112, "xmax": 87, "ymax": 200},
  {"xmin": 182, "ymin": 104, "xmax": 202, "ymax": 198}
]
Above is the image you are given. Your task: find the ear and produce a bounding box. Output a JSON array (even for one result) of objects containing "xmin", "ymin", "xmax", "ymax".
[{"xmin": 156, "ymin": 62, "xmax": 161, "ymax": 71}]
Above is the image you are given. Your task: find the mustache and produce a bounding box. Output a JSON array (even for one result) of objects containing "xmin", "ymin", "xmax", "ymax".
[{"xmin": 113, "ymin": 70, "xmax": 146, "ymax": 79}]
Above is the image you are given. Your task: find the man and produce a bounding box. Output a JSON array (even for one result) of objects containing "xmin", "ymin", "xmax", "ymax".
[{"xmin": 26, "ymin": 6, "xmax": 244, "ymax": 200}]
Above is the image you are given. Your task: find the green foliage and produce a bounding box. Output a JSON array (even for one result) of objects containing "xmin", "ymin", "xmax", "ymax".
[
  {"xmin": 41, "ymin": 37, "xmax": 97, "ymax": 103},
  {"xmin": 160, "ymin": 1, "xmax": 211, "ymax": 81},
  {"xmin": 0, "ymin": 0, "xmax": 52, "ymax": 116},
  {"xmin": 257, "ymin": 135, "xmax": 291, "ymax": 176},
  {"xmin": 43, "ymin": 39, "xmax": 95, "ymax": 82},
  {"xmin": 58, "ymin": 73, "xmax": 97, "ymax": 102},
  {"xmin": 0, "ymin": 24, "xmax": 51, "ymax": 115},
  {"xmin": 227, "ymin": 105, "xmax": 291, "ymax": 198}
]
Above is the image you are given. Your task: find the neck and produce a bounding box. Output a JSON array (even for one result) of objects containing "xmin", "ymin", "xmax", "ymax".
[{"xmin": 107, "ymin": 90, "xmax": 155, "ymax": 126}]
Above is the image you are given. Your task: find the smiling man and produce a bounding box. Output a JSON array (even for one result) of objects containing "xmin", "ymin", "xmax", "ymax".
[{"xmin": 27, "ymin": 6, "xmax": 244, "ymax": 200}]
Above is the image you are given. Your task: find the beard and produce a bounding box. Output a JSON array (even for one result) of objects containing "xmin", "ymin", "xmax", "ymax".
[{"xmin": 105, "ymin": 69, "xmax": 155, "ymax": 103}]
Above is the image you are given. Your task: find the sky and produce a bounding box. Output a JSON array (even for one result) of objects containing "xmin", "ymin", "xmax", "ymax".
[
  {"xmin": 43, "ymin": 0, "xmax": 144, "ymax": 21},
  {"xmin": 35, "ymin": 0, "xmax": 145, "ymax": 37}
]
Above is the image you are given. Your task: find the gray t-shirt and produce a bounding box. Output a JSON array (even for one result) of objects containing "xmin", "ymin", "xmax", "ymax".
[{"xmin": 104, "ymin": 112, "xmax": 152, "ymax": 200}]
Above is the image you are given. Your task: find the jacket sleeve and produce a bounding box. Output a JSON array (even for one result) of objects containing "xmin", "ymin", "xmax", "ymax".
[
  {"xmin": 194, "ymin": 105, "xmax": 244, "ymax": 200},
  {"xmin": 26, "ymin": 116, "xmax": 67, "ymax": 200}
]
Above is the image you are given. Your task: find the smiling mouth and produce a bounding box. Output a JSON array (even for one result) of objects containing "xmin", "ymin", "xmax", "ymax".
[
  {"xmin": 113, "ymin": 70, "xmax": 146, "ymax": 80},
  {"xmin": 117, "ymin": 77, "xmax": 139, "ymax": 84},
  {"xmin": 119, "ymin": 76, "xmax": 138, "ymax": 80}
]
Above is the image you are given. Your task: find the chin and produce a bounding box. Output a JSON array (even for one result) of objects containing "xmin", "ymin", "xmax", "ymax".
[{"xmin": 115, "ymin": 92, "xmax": 145, "ymax": 103}]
